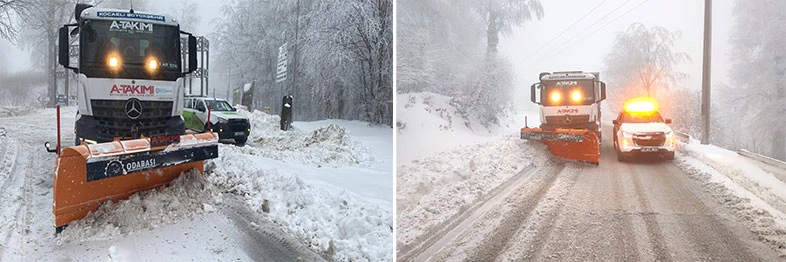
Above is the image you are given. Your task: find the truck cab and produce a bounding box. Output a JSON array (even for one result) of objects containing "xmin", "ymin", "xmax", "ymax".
[
  {"xmin": 58, "ymin": 4, "xmax": 198, "ymax": 145},
  {"xmin": 530, "ymin": 71, "xmax": 607, "ymax": 142}
]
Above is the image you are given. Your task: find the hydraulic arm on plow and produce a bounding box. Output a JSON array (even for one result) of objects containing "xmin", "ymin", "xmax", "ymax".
[
  {"xmin": 521, "ymin": 71, "xmax": 607, "ymax": 165},
  {"xmin": 46, "ymin": 3, "xmax": 218, "ymax": 232}
]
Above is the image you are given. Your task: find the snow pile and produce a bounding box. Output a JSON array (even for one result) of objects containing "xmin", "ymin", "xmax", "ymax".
[
  {"xmin": 206, "ymin": 146, "xmax": 392, "ymax": 261},
  {"xmin": 57, "ymin": 169, "xmax": 219, "ymax": 243},
  {"xmin": 238, "ymin": 109, "xmax": 373, "ymax": 167},
  {"xmin": 675, "ymin": 143, "xmax": 786, "ymax": 256},
  {"xmin": 396, "ymin": 135, "xmax": 547, "ymax": 249},
  {"xmin": 397, "ymin": 92, "xmax": 520, "ymax": 163},
  {"xmin": 0, "ymin": 106, "xmax": 33, "ymax": 117}
]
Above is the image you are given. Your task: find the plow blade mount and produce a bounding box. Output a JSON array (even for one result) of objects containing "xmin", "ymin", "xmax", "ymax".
[
  {"xmin": 53, "ymin": 132, "xmax": 219, "ymax": 229},
  {"xmin": 521, "ymin": 128, "xmax": 600, "ymax": 165}
]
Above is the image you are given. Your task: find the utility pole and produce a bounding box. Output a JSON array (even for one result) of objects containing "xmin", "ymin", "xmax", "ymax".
[
  {"xmin": 776, "ymin": 55, "xmax": 786, "ymax": 160},
  {"xmin": 292, "ymin": 0, "xmax": 300, "ymax": 121},
  {"xmin": 701, "ymin": 0, "xmax": 712, "ymax": 145}
]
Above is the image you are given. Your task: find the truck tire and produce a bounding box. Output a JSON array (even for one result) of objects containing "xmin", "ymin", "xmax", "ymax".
[
  {"xmin": 664, "ymin": 151, "xmax": 675, "ymax": 160},
  {"xmin": 617, "ymin": 151, "xmax": 626, "ymax": 162}
]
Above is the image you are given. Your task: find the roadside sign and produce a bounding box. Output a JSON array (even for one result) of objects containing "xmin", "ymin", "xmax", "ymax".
[{"xmin": 276, "ymin": 42, "xmax": 288, "ymax": 82}]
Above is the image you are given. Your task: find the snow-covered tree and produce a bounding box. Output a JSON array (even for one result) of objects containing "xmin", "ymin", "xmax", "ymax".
[
  {"xmin": 714, "ymin": 0, "xmax": 786, "ymax": 160},
  {"xmin": 170, "ymin": 0, "xmax": 199, "ymax": 33},
  {"xmin": 398, "ymin": 0, "xmax": 539, "ymax": 127},
  {"xmin": 213, "ymin": 0, "xmax": 393, "ymax": 125},
  {"xmin": 604, "ymin": 23, "xmax": 690, "ymax": 106},
  {"xmin": 475, "ymin": 0, "xmax": 543, "ymax": 55}
]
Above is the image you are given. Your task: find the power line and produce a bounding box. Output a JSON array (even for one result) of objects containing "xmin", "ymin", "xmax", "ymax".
[
  {"xmin": 526, "ymin": 0, "xmax": 651, "ymax": 63},
  {"xmin": 519, "ymin": 0, "xmax": 609, "ymax": 62}
]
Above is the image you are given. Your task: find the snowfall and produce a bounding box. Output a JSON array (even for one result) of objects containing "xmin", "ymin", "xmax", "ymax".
[
  {"xmin": 0, "ymin": 105, "xmax": 393, "ymax": 261},
  {"xmin": 396, "ymin": 92, "xmax": 786, "ymax": 256}
]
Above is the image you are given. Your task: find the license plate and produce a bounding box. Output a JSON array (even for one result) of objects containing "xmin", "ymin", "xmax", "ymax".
[
  {"xmin": 641, "ymin": 147, "xmax": 658, "ymax": 152},
  {"xmin": 234, "ymin": 132, "xmax": 245, "ymax": 136}
]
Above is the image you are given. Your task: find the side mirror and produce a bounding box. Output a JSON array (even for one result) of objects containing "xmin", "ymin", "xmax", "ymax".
[
  {"xmin": 612, "ymin": 120, "xmax": 619, "ymax": 126},
  {"xmin": 231, "ymin": 107, "xmax": 237, "ymax": 112},
  {"xmin": 530, "ymin": 83, "xmax": 540, "ymax": 104},
  {"xmin": 665, "ymin": 119, "xmax": 672, "ymax": 124},
  {"xmin": 599, "ymin": 82, "xmax": 607, "ymax": 101},
  {"xmin": 58, "ymin": 26, "xmax": 70, "ymax": 68},
  {"xmin": 187, "ymin": 35, "xmax": 198, "ymax": 74}
]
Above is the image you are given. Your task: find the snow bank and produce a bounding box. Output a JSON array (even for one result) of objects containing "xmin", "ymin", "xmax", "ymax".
[
  {"xmin": 396, "ymin": 135, "xmax": 547, "ymax": 248},
  {"xmin": 238, "ymin": 109, "xmax": 373, "ymax": 167},
  {"xmin": 675, "ymin": 143, "xmax": 786, "ymax": 256},
  {"xmin": 57, "ymin": 169, "xmax": 219, "ymax": 243},
  {"xmin": 206, "ymin": 146, "xmax": 392, "ymax": 262},
  {"xmin": 397, "ymin": 92, "xmax": 521, "ymax": 164},
  {"xmin": 0, "ymin": 106, "xmax": 34, "ymax": 117}
]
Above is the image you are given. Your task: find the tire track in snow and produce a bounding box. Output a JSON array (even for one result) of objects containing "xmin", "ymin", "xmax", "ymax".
[
  {"xmin": 629, "ymin": 164, "xmax": 672, "ymax": 262},
  {"xmin": 0, "ymin": 138, "xmax": 31, "ymax": 261},
  {"xmin": 399, "ymin": 162, "xmax": 564, "ymax": 261}
]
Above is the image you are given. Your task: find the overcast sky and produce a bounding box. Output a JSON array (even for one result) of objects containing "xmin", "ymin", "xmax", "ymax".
[{"xmin": 499, "ymin": 0, "xmax": 733, "ymax": 109}]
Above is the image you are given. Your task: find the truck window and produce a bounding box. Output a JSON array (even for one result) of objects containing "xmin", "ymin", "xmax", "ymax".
[
  {"xmin": 79, "ymin": 19, "xmax": 182, "ymax": 80},
  {"xmin": 541, "ymin": 79, "xmax": 596, "ymax": 106}
]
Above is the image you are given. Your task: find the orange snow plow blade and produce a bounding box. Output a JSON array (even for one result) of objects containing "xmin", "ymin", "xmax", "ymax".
[
  {"xmin": 520, "ymin": 128, "xmax": 600, "ymax": 165},
  {"xmin": 52, "ymin": 132, "xmax": 219, "ymax": 229}
]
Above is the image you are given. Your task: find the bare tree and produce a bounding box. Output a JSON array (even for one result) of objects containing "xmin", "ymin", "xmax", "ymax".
[
  {"xmin": 0, "ymin": 0, "xmax": 29, "ymax": 41},
  {"xmin": 19, "ymin": 0, "xmax": 76, "ymax": 108}
]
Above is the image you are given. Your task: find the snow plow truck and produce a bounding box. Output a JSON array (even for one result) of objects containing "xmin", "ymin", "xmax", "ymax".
[
  {"xmin": 521, "ymin": 71, "xmax": 606, "ymax": 165},
  {"xmin": 48, "ymin": 4, "xmax": 218, "ymax": 232}
]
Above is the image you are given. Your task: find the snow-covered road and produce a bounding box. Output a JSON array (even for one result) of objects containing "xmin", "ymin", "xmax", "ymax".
[
  {"xmin": 0, "ymin": 106, "xmax": 393, "ymax": 261},
  {"xmin": 397, "ymin": 124, "xmax": 786, "ymax": 261}
]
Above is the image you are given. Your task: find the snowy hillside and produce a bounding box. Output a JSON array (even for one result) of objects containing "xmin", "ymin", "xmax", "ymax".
[
  {"xmin": 396, "ymin": 92, "xmax": 532, "ymax": 164},
  {"xmin": 0, "ymin": 106, "xmax": 393, "ymax": 261}
]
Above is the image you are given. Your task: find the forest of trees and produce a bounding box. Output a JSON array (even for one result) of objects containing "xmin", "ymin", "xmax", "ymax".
[
  {"xmin": 712, "ymin": 0, "xmax": 786, "ymax": 160},
  {"xmin": 212, "ymin": 0, "xmax": 393, "ymax": 126}
]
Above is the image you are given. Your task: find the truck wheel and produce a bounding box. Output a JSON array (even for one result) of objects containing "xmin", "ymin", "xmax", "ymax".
[
  {"xmin": 617, "ymin": 152, "xmax": 626, "ymax": 162},
  {"xmin": 665, "ymin": 151, "xmax": 675, "ymax": 160}
]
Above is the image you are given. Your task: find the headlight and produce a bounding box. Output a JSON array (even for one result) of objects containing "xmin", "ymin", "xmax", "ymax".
[
  {"xmin": 107, "ymin": 56, "xmax": 121, "ymax": 68},
  {"xmin": 621, "ymin": 131, "xmax": 632, "ymax": 137},
  {"xmin": 665, "ymin": 130, "xmax": 673, "ymax": 137},
  {"xmin": 570, "ymin": 90, "xmax": 582, "ymax": 102},
  {"xmin": 550, "ymin": 91, "xmax": 561, "ymax": 103},
  {"xmin": 147, "ymin": 58, "xmax": 158, "ymax": 71}
]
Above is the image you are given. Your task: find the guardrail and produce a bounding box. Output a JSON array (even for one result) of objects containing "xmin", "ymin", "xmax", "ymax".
[
  {"xmin": 674, "ymin": 131, "xmax": 690, "ymax": 143},
  {"xmin": 738, "ymin": 149, "xmax": 786, "ymax": 170}
]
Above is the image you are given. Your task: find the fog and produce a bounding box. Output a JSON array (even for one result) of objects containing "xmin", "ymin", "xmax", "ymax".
[{"xmin": 500, "ymin": 0, "xmax": 733, "ymax": 112}]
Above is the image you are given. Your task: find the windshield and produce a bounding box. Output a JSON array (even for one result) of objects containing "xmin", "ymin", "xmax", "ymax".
[
  {"xmin": 79, "ymin": 19, "xmax": 182, "ymax": 80},
  {"xmin": 541, "ymin": 80, "xmax": 595, "ymax": 106},
  {"xmin": 206, "ymin": 100, "xmax": 234, "ymax": 111},
  {"xmin": 621, "ymin": 111, "xmax": 664, "ymax": 123}
]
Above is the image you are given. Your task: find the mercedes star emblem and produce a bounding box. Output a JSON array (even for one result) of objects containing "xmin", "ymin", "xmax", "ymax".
[
  {"xmin": 563, "ymin": 115, "xmax": 572, "ymax": 124},
  {"xmin": 125, "ymin": 98, "xmax": 143, "ymax": 119}
]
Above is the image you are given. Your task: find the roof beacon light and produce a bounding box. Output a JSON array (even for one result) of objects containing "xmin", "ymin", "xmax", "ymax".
[{"xmin": 624, "ymin": 97, "xmax": 658, "ymax": 114}]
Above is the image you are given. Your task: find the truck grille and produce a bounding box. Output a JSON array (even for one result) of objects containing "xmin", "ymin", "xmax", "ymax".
[
  {"xmin": 91, "ymin": 100, "xmax": 174, "ymax": 139},
  {"xmin": 633, "ymin": 132, "xmax": 666, "ymax": 146},
  {"xmin": 545, "ymin": 114, "xmax": 591, "ymax": 129},
  {"xmin": 228, "ymin": 119, "xmax": 248, "ymax": 131}
]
